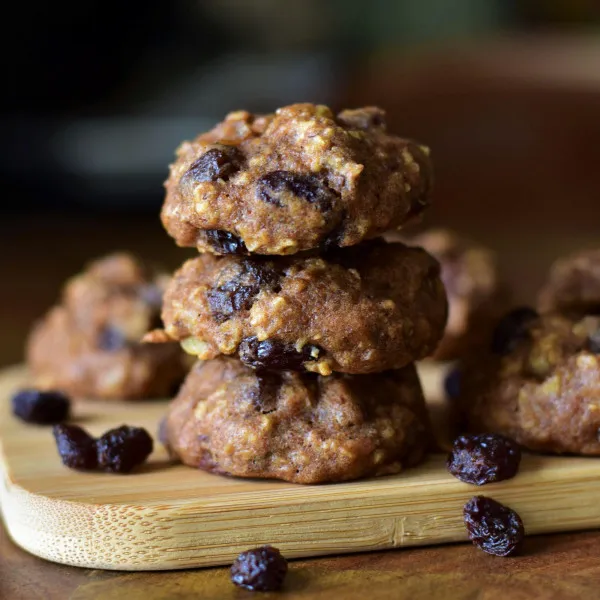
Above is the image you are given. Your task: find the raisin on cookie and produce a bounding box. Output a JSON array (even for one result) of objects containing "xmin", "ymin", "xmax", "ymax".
[
  {"xmin": 159, "ymin": 240, "xmax": 448, "ymax": 375},
  {"xmin": 389, "ymin": 229, "xmax": 510, "ymax": 361},
  {"xmin": 458, "ymin": 311, "xmax": 600, "ymax": 454},
  {"xmin": 161, "ymin": 357, "xmax": 431, "ymax": 484},
  {"xmin": 27, "ymin": 253, "xmax": 188, "ymax": 400},
  {"xmin": 538, "ymin": 248, "xmax": 600, "ymax": 315},
  {"xmin": 161, "ymin": 104, "xmax": 432, "ymax": 256}
]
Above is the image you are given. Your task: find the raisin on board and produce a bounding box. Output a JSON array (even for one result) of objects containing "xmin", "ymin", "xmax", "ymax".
[
  {"xmin": 463, "ymin": 496, "xmax": 524, "ymax": 557},
  {"xmin": 204, "ymin": 229, "xmax": 248, "ymax": 255},
  {"xmin": 448, "ymin": 434, "xmax": 521, "ymax": 486},
  {"xmin": 491, "ymin": 307, "xmax": 539, "ymax": 355},
  {"xmin": 239, "ymin": 337, "xmax": 321, "ymax": 371},
  {"xmin": 96, "ymin": 425, "xmax": 153, "ymax": 473},
  {"xmin": 53, "ymin": 424, "xmax": 98, "ymax": 470},
  {"xmin": 12, "ymin": 389, "xmax": 70, "ymax": 424},
  {"xmin": 230, "ymin": 545, "xmax": 288, "ymax": 592},
  {"xmin": 181, "ymin": 145, "xmax": 242, "ymax": 184},
  {"xmin": 256, "ymin": 170, "xmax": 338, "ymax": 212}
]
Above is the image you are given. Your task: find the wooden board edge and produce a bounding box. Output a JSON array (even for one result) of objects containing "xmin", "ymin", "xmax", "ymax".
[{"xmin": 3, "ymin": 461, "xmax": 600, "ymax": 570}]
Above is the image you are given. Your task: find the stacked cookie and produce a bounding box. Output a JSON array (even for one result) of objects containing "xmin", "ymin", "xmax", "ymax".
[{"xmin": 157, "ymin": 103, "xmax": 448, "ymax": 483}]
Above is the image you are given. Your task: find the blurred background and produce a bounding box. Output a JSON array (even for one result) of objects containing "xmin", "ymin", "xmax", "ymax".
[{"xmin": 1, "ymin": 0, "xmax": 600, "ymax": 364}]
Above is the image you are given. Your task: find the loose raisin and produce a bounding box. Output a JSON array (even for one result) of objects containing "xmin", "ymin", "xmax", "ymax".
[
  {"xmin": 230, "ymin": 545, "xmax": 288, "ymax": 592},
  {"xmin": 588, "ymin": 329, "xmax": 600, "ymax": 354},
  {"xmin": 181, "ymin": 146, "xmax": 242, "ymax": 184},
  {"xmin": 463, "ymin": 496, "xmax": 524, "ymax": 557},
  {"xmin": 12, "ymin": 389, "xmax": 70, "ymax": 424},
  {"xmin": 207, "ymin": 260, "xmax": 280, "ymax": 324},
  {"xmin": 53, "ymin": 424, "xmax": 98, "ymax": 470},
  {"xmin": 444, "ymin": 367, "xmax": 461, "ymax": 400},
  {"xmin": 98, "ymin": 325, "xmax": 127, "ymax": 351},
  {"xmin": 239, "ymin": 337, "xmax": 321, "ymax": 371},
  {"xmin": 204, "ymin": 229, "xmax": 247, "ymax": 255},
  {"xmin": 491, "ymin": 307, "xmax": 539, "ymax": 355},
  {"xmin": 96, "ymin": 425, "xmax": 153, "ymax": 473},
  {"xmin": 448, "ymin": 434, "xmax": 521, "ymax": 485},
  {"xmin": 256, "ymin": 170, "xmax": 338, "ymax": 212}
]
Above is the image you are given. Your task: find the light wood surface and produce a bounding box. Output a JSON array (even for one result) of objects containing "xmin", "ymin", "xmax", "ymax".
[{"xmin": 2, "ymin": 364, "xmax": 600, "ymax": 572}]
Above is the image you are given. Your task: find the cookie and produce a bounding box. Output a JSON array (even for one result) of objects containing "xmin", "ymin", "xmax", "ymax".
[
  {"xmin": 161, "ymin": 103, "xmax": 432, "ymax": 256},
  {"xmin": 159, "ymin": 240, "xmax": 448, "ymax": 375},
  {"xmin": 458, "ymin": 310, "xmax": 600, "ymax": 454},
  {"xmin": 161, "ymin": 357, "xmax": 431, "ymax": 484},
  {"xmin": 538, "ymin": 248, "xmax": 600, "ymax": 314},
  {"xmin": 27, "ymin": 253, "xmax": 189, "ymax": 400},
  {"xmin": 391, "ymin": 229, "xmax": 510, "ymax": 361}
]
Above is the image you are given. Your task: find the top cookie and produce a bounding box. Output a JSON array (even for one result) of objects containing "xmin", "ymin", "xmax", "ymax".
[
  {"xmin": 162, "ymin": 103, "xmax": 432, "ymax": 255},
  {"xmin": 538, "ymin": 248, "xmax": 600, "ymax": 314}
]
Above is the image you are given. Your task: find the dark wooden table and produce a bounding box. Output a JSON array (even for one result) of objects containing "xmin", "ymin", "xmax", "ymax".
[{"xmin": 1, "ymin": 214, "xmax": 600, "ymax": 599}]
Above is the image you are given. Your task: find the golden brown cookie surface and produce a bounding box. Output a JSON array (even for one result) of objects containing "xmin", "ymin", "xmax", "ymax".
[
  {"xmin": 459, "ymin": 311, "xmax": 600, "ymax": 454},
  {"xmin": 162, "ymin": 104, "xmax": 432, "ymax": 255},
  {"xmin": 162, "ymin": 357, "xmax": 431, "ymax": 484}
]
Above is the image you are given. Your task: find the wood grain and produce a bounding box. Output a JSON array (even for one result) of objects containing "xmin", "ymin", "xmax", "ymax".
[{"xmin": 2, "ymin": 364, "xmax": 600, "ymax": 572}]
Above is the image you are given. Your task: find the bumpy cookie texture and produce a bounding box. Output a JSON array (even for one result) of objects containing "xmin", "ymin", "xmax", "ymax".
[
  {"xmin": 390, "ymin": 229, "xmax": 510, "ymax": 361},
  {"xmin": 27, "ymin": 253, "xmax": 189, "ymax": 400},
  {"xmin": 162, "ymin": 357, "xmax": 431, "ymax": 484},
  {"xmin": 538, "ymin": 248, "xmax": 600, "ymax": 314},
  {"xmin": 160, "ymin": 240, "xmax": 447, "ymax": 374},
  {"xmin": 459, "ymin": 312, "xmax": 600, "ymax": 454},
  {"xmin": 162, "ymin": 104, "xmax": 432, "ymax": 255}
]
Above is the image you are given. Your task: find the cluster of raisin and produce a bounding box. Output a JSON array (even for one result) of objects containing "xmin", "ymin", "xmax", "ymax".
[
  {"xmin": 53, "ymin": 424, "xmax": 153, "ymax": 474},
  {"xmin": 446, "ymin": 430, "xmax": 525, "ymax": 556}
]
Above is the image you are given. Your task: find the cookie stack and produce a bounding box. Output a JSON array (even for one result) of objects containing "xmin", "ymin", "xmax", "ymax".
[{"xmin": 157, "ymin": 103, "xmax": 448, "ymax": 483}]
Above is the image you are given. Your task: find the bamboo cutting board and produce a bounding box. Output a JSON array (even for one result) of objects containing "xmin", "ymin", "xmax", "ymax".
[{"xmin": 1, "ymin": 364, "xmax": 600, "ymax": 571}]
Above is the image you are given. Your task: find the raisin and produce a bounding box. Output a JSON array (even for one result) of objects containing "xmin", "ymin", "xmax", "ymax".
[
  {"xmin": 443, "ymin": 367, "xmax": 461, "ymax": 400},
  {"xmin": 98, "ymin": 325, "xmax": 127, "ymax": 351},
  {"xmin": 463, "ymin": 496, "xmax": 524, "ymax": 556},
  {"xmin": 53, "ymin": 424, "xmax": 98, "ymax": 470},
  {"xmin": 207, "ymin": 260, "xmax": 280, "ymax": 324},
  {"xmin": 239, "ymin": 337, "xmax": 321, "ymax": 371},
  {"xmin": 204, "ymin": 229, "xmax": 247, "ymax": 255},
  {"xmin": 447, "ymin": 434, "xmax": 521, "ymax": 485},
  {"xmin": 337, "ymin": 107, "xmax": 386, "ymax": 130},
  {"xmin": 230, "ymin": 545, "xmax": 288, "ymax": 592},
  {"xmin": 588, "ymin": 329, "xmax": 600, "ymax": 354},
  {"xmin": 250, "ymin": 372, "xmax": 282, "ymax": 413},
  {"xmin": 96, "ymin": 425, "xmax": 153, "ymax": 473},
  {"xmin": 256, "ymin": 170, "xmax": 338, "ymax": 212},
  {"xmin": 491, "ymin": 307, "xmax": 539, "ymax": 355},
  {"xmin": 12, "ymin": 389, "xmax": 70, "ymax": 424},
  {"xmin": 182, "ymin": 146, "xmax": 242, "ymax": 184}
]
